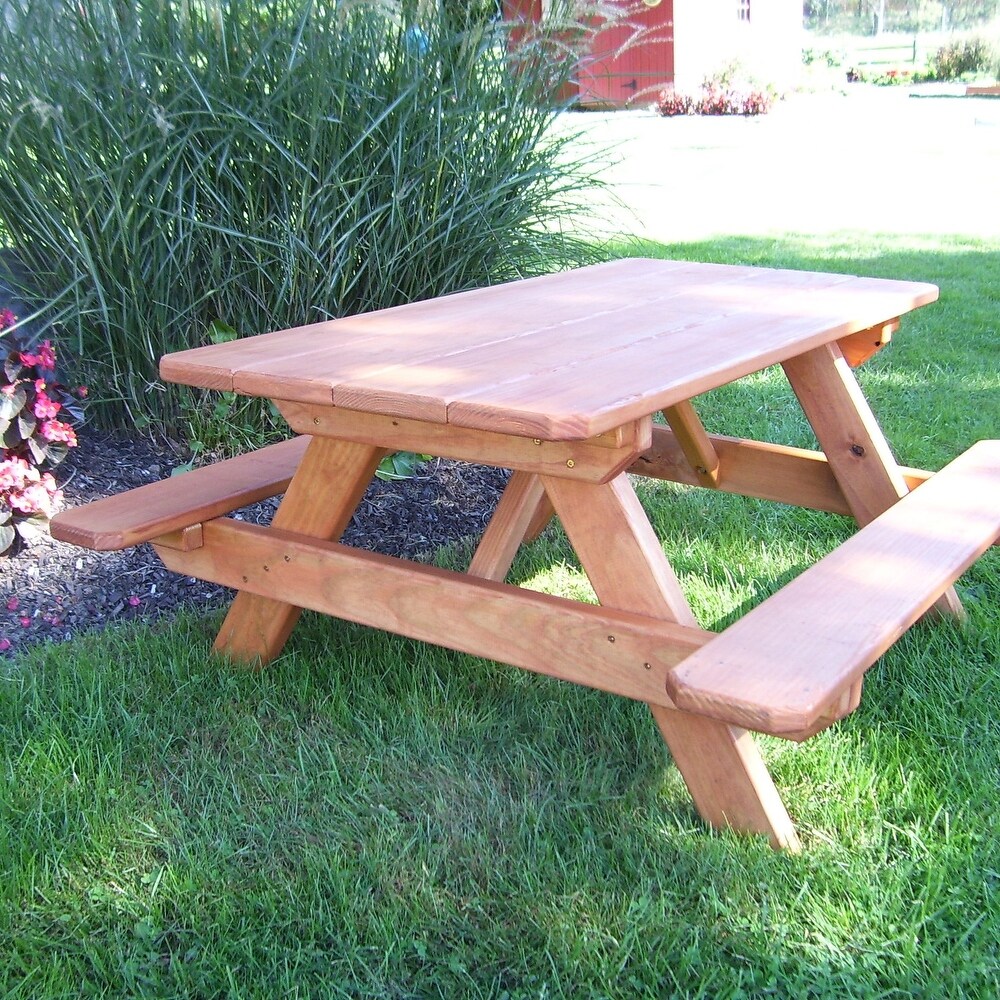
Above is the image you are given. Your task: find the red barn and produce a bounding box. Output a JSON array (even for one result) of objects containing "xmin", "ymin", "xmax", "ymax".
[{"xmin": 504, "ymin": 0, "xmax": 801, "ymax": 108}]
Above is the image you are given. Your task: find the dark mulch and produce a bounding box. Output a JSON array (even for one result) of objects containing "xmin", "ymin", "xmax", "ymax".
[{"xmin": 0, "ymin": 432, "xmax": 509, "ymax": 657}]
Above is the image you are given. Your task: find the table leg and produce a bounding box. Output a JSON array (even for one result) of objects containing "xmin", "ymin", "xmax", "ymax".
[
  {"xmin": 523, "ymin": 492, "xmax": 556, "ymax": 544},
  {"xmin": 541, "ymin": 473, "xmax": 801, "ymax": 851},
  {"xmin": 212, "ymin": 436, "xmax": 386, "ymax": 664},
  {"xmin": 468, "ymin": 471, "xmax": 547, "ymax": 581},
  {"xmin": 782, "ymin": 342, "xmax": 963, "ymax": 620},
  {"xmin": 662, "ymin": 400, "xmax": 721, "ymax": 488}
]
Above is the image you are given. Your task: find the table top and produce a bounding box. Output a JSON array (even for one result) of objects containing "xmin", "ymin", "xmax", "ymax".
[{"xmin": 160, "ymin": 258, "xmax": 937, "ymax": 441}]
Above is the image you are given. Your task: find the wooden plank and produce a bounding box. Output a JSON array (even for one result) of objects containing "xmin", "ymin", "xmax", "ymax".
[
  {"xmin": 631, "ymin": 425, "xmax": 935, "ymax": 513},
  {"xmin": 207, "ymin": 437, "xmax": 386, "ymax": 664},
  {"xmin": 837, "ymin": 319, "xmax": 898, "ymax": 368},
  {"xmin": 468, "ymin": 472, "xmax": 547, "ymax": 581},
  {"xmin": 541, "ymin": 473, "xmax": 800, "ymax": 851},
  {"xmin": 667, "ymin": 440, "xmax": 1000, "ymax": 740},
  {"xmin": 160, "ymin": 258, "xmax": 938, "ymax": 442},
  {"xmin": 523, "ymin": 492, "xmax": 556, "ymax": 543},
  {"xmin": 276, "ymin": 402, "xmax": 651, "ymax": 484},
  {"xmin": 154, "ymin": 519, "xmax": 713, "ymax": 707},
  {"xmin": 662, "ymin": 401, "xmax": 720, "ymax": 487},
  {"xmin": 782, "ymin": 342, "xmax": 964, "ymax": 619},
  {"xmin": 272, "ymin": 263, "xmax": 717, "ymax": 411},
  {"xmin": 444, "ymin": 276, "xmax": 935, "ymax": 440},
  {"xmin": 783, "ymin": 343, "xmax": 909, "ymax": 524},
  {"xmin": 330, "ymin": 266, "xmax": 768, "ymax": 422},
  {"xmin": 50, "ymin": 436, "xmax": 311, "ymax": 551},
  {"xmin": 160, "ymin": 258, "xmax": 700, "ymax": 401}
]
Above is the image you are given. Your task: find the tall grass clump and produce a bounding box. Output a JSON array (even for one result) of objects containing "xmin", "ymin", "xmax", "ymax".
[{"xmin": 0, "ymin": 0, "xmax": 605, "ymax": 432}]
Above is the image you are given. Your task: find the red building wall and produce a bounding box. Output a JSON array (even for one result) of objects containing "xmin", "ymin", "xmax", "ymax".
[{"xmin": 504, "ymin": 0, "xmax": 674, "ymax": 108}]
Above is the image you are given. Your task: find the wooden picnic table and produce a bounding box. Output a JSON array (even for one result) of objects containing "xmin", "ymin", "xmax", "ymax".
[{"xmin": 52, "ymin": 258, "xmax": 1000, "ymax": 851}]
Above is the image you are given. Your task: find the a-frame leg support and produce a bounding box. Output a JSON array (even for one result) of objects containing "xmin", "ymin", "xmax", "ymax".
[
  {"xmin": 212, "ymin": 437, "xmax": 386, "ymax": 664},
  {"xmin": 541, "ymin": 473, "xmax": 800, "ymax": 851}
]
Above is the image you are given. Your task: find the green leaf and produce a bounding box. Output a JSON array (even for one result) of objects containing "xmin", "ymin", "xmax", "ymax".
[
  {"xmin": 43, "ymin": 441, "xmax": 69, "ymax": 467},
  {"xmin": 376, "ymin": 450, "xmax": 429, "ymax": 481},
  {"xmin": 17, "ymin": 411, "xmax": 36, "ymax": 440},
  {"xmin": 0, "ymin": 520, "xmax": 14, "ymax": 555},
  {"xmin": 0, "ymin": 386, "xmax": 26, "ymax": 421},
  {"xmin": 4, "ymin": 356, "xmax": 24, "ymax": 383},
  {"xmin": 27, "ymin": 437, "xmax": 47, "ymax": 465},
  {"xmin": 208, "ymin": 320, "xmax": 239, "ymax": 344},
  {"xmin": 3, "ymin": 423, "xmax": 24, "ymax": 448}
]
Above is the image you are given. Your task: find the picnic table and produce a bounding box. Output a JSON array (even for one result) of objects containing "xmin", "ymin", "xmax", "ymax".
[{"xmin": 52, "ymin": 258, "xmax": 1000, "ymax": 851}]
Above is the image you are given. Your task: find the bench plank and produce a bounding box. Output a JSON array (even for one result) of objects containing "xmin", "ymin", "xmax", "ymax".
[
  {"xmin": 666, "ymin": 440, "xmax": 1000, "ymax": 740},
  {"xmin": 50, "ymin": 436, "xmax": 311, "ymax": 551}
]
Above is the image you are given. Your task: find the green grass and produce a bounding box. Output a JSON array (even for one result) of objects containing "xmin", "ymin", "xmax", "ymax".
[{"xmin": 2, "ymin": 233, "xmax": 999, "ymax": 997}]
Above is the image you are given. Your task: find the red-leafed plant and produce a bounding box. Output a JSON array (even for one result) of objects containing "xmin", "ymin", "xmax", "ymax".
[
  {"xmin": 656, "ymin": 80, "xmax": 774, "ymax": 118},
  {"xmin": 0, "ymin": 310, "xmax": 86, "ymax": 553}
]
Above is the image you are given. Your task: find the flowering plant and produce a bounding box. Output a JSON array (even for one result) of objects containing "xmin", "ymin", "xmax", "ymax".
[
  {"xmin": 655, "ymin": 84, "xmax": 774, "ymax": 118},
  {"xmin": 0, "ymin": 310, "xmax": 86, "ymax": 553}
]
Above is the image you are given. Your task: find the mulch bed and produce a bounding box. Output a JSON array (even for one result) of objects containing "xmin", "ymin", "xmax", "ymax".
[{"xmin": 0, "ymin": 432, "xmax": 509, "ymax": 658}]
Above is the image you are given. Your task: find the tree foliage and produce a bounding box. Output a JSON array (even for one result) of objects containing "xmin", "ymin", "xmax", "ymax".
[{"xmin": 805, "ymin": 0, "xmax": 999, "ymax": 34}]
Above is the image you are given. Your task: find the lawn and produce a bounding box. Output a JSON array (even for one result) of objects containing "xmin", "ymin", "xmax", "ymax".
[{"xmin": 2, "ymin": 231, "xmax": 998, "ymax": 997}]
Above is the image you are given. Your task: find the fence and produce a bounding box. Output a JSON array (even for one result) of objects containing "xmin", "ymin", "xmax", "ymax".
[{"xmin": 851, "ymin": 35, "xmax": 923, "ymax": 70}]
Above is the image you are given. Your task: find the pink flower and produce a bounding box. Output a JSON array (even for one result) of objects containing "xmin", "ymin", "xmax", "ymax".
[
  {"xmin": 0, "ymin": 637, "xmax": 11, "ymax": 651},
  {"xmin": 18, "ymin": 351, "xmax": 40, "ymax": 367},
  {"xmin": 19, "ymin": 616, "xmax": 30, "ymax": 628},
  {"xmin": 0, "ymin": 458, "xmax": 29, "ymax": 491},
  {"xmin": 34, "ymin": 392, "xmax": 61, "ymax": 420},
  {"xmin": 10, "ymin": 480, "xmax": 58, "ymax": 516},
  {"xmin": 40, "ymin": 419, "xmax": 78, "ymax": 446},
  {"xmin": 6, "ymin": 597, "xmax": 18, "ymax": 611},
  {"xmin": 128, "ymin": 595, "xmax": 141, "ymax": 607},
  {"xmin": 37, "ymin": 340, "xmax": 56, "ymax": 370},
  {"xmin": 34, "ymin": 379, "xmax": 46, "ymax": 393},
  {"xmin": 76, "ymin": 385, "xmax": 88, "ymax": 398}
]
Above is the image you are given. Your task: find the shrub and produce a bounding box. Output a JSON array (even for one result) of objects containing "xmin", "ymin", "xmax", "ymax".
[
  {"xmin": 802, "ymin": 47, "xmax": 842, "ymax": 68},
  {"xmin": 655, "ymin": 90, "xmax": 695, "ymax": 116},
  {"xmin": 655, "ymin": 85, "xmax": 773, "ymax": 118},
  {"xmin": 930, "ymin": 36, "xmax": 993, "ymax": 79},
  {"xmin": 0, "ymin": 0, "xmax": 605, "ymax": 435},
  {"xmin": 0, "ymin": 311, "xmax": 85, "ymax": 553},
  {"xmin": 864, "ymin": 67, "xmax": 915, "ymax": 86}
]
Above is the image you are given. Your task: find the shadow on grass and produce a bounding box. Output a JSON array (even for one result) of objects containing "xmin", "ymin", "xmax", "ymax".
[{"xmin": 3, "ymin": 231, "xmax": 998, "ymax": 997}]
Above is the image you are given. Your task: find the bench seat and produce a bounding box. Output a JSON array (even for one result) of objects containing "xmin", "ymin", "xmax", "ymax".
[
  {"xmin": 666, "ymin": 440, "xmax": 1000, "ymax": 741},
  {"xmin": 50, "ymin": 436, "xmax": 311, "ymax": 551}
]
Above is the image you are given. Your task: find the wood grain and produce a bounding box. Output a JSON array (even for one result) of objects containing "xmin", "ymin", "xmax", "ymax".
[
  {"xmin": 837, "ymin": 319, "xmax": 898, "ymax": 368},
  {"xmin": 662, "ymin": 400, "xmax": 720, "ymax": 487},
  {"xmin": 160, "ymin": 258, "xmax": 938, "ymax": 441},
  {"xmin": 206, "ymin": 436, "xmax": 385, "ymax": 664},
  {"xmin": 630, "ymin": 425, "xmax": 935, "ymax": 514},
  {"xmin": 468, "ymin": 472, "xmax": 547, "ymax": 581},
  {"xmin": 783, "ymin": 341, "xmax": 964, "ymax": 618},
  {"xmin": 277, "ymin": 401, "xmax": 651, "ymax": 484},
  {"xmin": 155, "ymin": 518, "xmax": 713, "ymax": 707},
  {"xmin": 666, "ymin": 440, "xmax": 1000, "ymax": 739},
  {"xmin": 541, "ymin": 473, "xmax": 800, "ymax": 850},
  {"xmin": 50, "ymin": 436, "xmax": 310, "ymax": 551}
]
